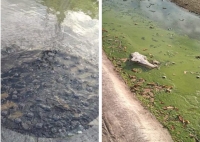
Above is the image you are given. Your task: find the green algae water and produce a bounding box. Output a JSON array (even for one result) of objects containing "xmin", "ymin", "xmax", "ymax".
[{"xmin": 103, "ymin": 0, "xmax": 200, "ymax": 141}]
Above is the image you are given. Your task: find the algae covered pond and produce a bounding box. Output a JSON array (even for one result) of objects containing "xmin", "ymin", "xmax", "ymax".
[{"xmin": 103, "ymin": 0, "xmax": 200, "ymax": 141}]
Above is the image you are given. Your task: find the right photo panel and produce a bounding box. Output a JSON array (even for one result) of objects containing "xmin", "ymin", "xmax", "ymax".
[{"xmin": 102, "ymin": 0, "xmax": 200, "ymax": 142}]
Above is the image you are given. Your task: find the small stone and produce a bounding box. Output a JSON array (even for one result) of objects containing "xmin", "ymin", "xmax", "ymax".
[
  {"xmin": 35, "ymin": 123, "xmax": 43, "ymax": 129},
  {"xmin": 51, "ymin": 128, "xmax": 57, "ymax": 133},
  {"xmin": 14, "ymin": 73, "xmax": 20, "ymax": 77},
  {"xmin": 35, "ymin": 97, "xmax": 43, "ymax": 102},
  {"xmin": 58, "ymin": 129, "xmax": 62, "ymax": 132},
  {"xmin": 18, "ymin": 103, "xmax": 25, "ymax": 109},
  {"xmin": 196, "ymin": 76, "xmax": 200, "ymax": 79},
  {"xmin": 1, "ymin": 111, "xmax": 8, "ymax": 116},
  {"xmin": 162, "ymin": 76, "xmax": 166, "ymax": 79},
  {"xmin": 12, "ymin": 95, "xmax": 18, "ymax": 100},
  {"xmin": 64, "ymin": 56, "xmax": 71, "ymax": 60},
  {"xmin": 26, "ymin": 112, "xmax": 34, "ymax": 118},
  {"xmin": 71, "ymin": 121, "xmax": 80, "ymax": 128},
  {"xmin": 78, "ymin": 125, "xmax": 84, "ymax": 131},
  {"xmin": 59, "ymin": 132, "xmax": 66, "ymax": 137},
  {"xmin": 86, "ymin": 86, "xmax": 93, "ymax": 92},
  {"xmin": 22, "ymin": 122, "xmax": 29, "ymax": 130},
  {"xmin": 67, "ymin": 133, "xmax": 74, "ymax": 136},
  {"xmin": 39, "ymin": 104, "xmax": 51, "ymax": 111},
  {"xmin": 52, "ymin": 115, "xmax": 60, "ymax": 121},
  {"xmin": 55, "ymin": 121, "xmax": 63, "ymax": 127},
  {"xmin": 14, "ymin": 118, "xmax": 22, "ymax": 124},
  {"xmin": 77, "ymin": 131, "xmax": 82, "ymax": 134},
  {"xmin": 91, "ymin": 74, "xmax": 98, "ymax": 78},
  {"xmin": 13, "ymin": 90, "xmax": 18, "ymax": 94}
]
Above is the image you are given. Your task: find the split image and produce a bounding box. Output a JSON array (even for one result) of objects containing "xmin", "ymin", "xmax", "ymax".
[{"xmin": 1, "ymin": 0, "xmax": 200, "ymax": 142}]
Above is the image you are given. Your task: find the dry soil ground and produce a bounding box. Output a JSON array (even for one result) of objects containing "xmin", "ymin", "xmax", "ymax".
[{"xmin": 171, "ymin": 0, "xmax": 200, "ymax": 14}]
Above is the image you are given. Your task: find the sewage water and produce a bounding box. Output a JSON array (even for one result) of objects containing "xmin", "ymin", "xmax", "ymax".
[
  {"xmin": 103, "ymin": 0, "xmax": 200, "ymax": 141},
  {"xmin": 1, "ymin": 0, "xmax": 99, "ymax": 139}
]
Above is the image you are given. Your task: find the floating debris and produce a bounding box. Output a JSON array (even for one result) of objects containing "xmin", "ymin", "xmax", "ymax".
[
  {"xmin": 163, "ymin": 106, "xmax": 175, "ymax": 110},
  {"xmin": 195, "ymin": 55, "xmax": 200, "ymax": 59}
]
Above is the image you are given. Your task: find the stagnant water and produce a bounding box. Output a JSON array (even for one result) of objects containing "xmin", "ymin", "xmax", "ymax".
[
  {"xmin": 1, "ymin": 0, "xmax": 99, "ymax": 139},
  {"xmin": 1, "ymin": 0, "xmax": 99, "ymax": 64},
  {"xmin": 103, "ymin": 0, "xmax": 200, "ymax": 141}
]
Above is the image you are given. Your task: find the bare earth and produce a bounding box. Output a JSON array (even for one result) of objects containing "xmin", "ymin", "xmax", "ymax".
[
  {"xmin": 102, "ymin": 52, "xmax": 173, "ymax": 142},
  {"xmin": 171, "ymin": 0, "xmax": 200, "ymax": 14}
]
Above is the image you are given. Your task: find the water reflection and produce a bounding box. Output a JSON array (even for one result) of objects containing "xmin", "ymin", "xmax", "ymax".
[
  {"xmin": 103, "ymin": 0, "xmax": 200, "ymax": 40},
  {"xmin": 139, "ymin": 0, "xmax": 200, "ymax": 40},
  {"xmin": 40, "ymin": 0, "xmax": 98, "ymax": 24},
  {"xmin": 1, "ymin": 0, "xmax": 99, "ymax": 64}
]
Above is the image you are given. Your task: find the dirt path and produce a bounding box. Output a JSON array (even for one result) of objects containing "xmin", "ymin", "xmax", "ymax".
[
  {"xmin": 102, "ymin": 52, "xmax": 173, "ymax": 142},
  {"xmin": 171, "ymin": 0, "xmax": 200, "ymax": 14}
]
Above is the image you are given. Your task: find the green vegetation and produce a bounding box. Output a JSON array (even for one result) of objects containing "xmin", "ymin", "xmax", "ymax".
[
  {"xmin": 40, "ymin": 0, "xmax": 98, "ymax": 23},
  {"xmin": 103, "ymin": 6, "xmax": 200, "ymax": 142}
]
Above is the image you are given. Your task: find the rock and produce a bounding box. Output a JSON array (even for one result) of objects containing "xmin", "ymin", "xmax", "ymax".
[
  {"xmin": 196, "ymin": 76, "xmax": 200, "ymax": 79},
  {"xmin": 12, "ymin": 95, "xmax": 18, "ymax": 100},
  {"xmin": 39, "ymin": 104, "xmax": 51, "ymax": 111},
  {"xmin": 86, "ymin": 86, "xmax": 93, "ymax": 92},
  {"xmin": 67, "ymin": 133, "xmax": 74, "ymax": 136},
  {"xmin": 1, "ymin": 111, "xmax": 8, "ymax": 116},
  {"xmin": 14, "ymin": 118, "xmax": 22, "ymax": 124},
  {"xmin": 51, "ymin": 128, "xmax": 57, "ymax": 133},
  {"xmin": 22, "ymin": 122, "xmax": 30, "ymax": 130},
  {"xmin": 130, "ymin": 52, "xmax": 158, "ymax": 69},
  {"xmin": 162, "ymin": 76, "xmax": 167, "ymax": 79},
  {"xmin": 13, "ymin": 90, "xmax": 18, "ymax": 94},
  {"xmin": 52, "ymin": 115, "xmax": 60, "ymax": 121},
  {"xmin": 18, "ymin": 103, "xmax": 25, "ymax": 109},
  {"xmin": 35, "ymin": 123, "xmax": 43, "ymax": 129},
  {"xmin": 77, "ymin": 131, "xmax": 82, "ymax": 134},
  {"xmin": 35, "ymin": 97, "xmax": 43, "ymax": 102},
  {"xmin": 26, "ymin": 112, "xmax": 34, "ymax": 118}
]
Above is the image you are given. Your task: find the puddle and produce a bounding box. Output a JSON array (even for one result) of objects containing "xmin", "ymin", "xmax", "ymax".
[{"xmin": 103, "ymin": 0, "xmax": 200, "ymax": 141}]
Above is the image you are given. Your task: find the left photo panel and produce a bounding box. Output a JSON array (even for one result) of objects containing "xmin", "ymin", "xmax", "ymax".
[{"xmin": 1, "ymin": 0, "xmax": 99, "ymax": 142}]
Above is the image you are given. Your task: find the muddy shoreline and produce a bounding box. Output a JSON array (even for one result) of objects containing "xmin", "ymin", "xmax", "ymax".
[{"xmin": 171, "ymin": 0, "xmax": 200, "ymax": 14}]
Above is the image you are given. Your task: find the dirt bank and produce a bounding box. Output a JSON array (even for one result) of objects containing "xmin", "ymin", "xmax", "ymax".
[
  {"xmin": 171, "ymin": 0, "xmax": 200, "ymax": 14},
  {"xmin": 102, "ymin": 52, "xmax": 173, "ymax": 142}
]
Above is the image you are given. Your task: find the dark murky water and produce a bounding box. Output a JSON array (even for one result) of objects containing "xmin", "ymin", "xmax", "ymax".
[
  {"xmin": 1, "ymin": 0, "xmax": 99, "ymax": 138},
  {"xmin": 1, "ymin": 50, "xmax": 98, "ymax": 138}
]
